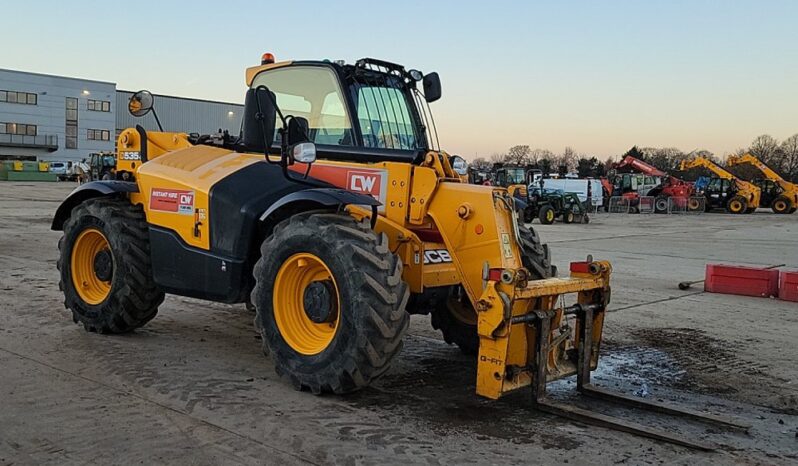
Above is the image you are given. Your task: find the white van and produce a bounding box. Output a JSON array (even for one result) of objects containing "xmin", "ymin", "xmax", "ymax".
[{"xmin": 535, "ymin": 178, "xmax": 604, "ymax": 208}]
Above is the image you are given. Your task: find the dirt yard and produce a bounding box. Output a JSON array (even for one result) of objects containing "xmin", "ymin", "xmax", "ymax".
[{"xmin": 1, "ymin": 181, "xmax": 796, "ymax": 465}]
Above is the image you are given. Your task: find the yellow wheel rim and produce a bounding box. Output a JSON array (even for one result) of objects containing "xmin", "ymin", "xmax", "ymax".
[
  {"xmin": 731, "ymin": 200, "xmax": 742, "ymax": 212},
  {"xmin": 775, "ymin": 200, "xmax": 787, "ymax": 211},
  {"xmin": 71, "ymin": 228, "xmax": 112, "ymax": 305},
  {"xmin": 546, "ymin": 210, "xmax": 554, "ymax": 222},
  {"xmin": 688, "ymin": 199, "xmax": 700, "ymax": 210},
  {"xmin": 273, "ymin": 253, "xmax": 340, "ymax": 355}
]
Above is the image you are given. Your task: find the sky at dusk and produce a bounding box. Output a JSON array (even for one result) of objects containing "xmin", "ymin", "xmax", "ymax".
[{"xmin": 2, "ymin": 0, "xmax": 796, "ymax": 160}]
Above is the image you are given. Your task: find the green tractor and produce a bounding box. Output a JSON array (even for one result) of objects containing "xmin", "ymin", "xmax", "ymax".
[{"xmin": 526, "ymin": 187, "xmax": 590, "ymax": 225}]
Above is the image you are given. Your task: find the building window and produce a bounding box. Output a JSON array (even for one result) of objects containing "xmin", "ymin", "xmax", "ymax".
[
  {"xmin": 87, "ymin": 129, "xmax": 111, "ymax": 141},
  {"xmin": 66, "ymin": 97, "xmax": 78, "ymax": 149},
  {"xmin": 0, "ymin": 122, "xmax": 37, "ymax": 136},
  {"xmin": 0, "ymin": 90, "xmax": 37, "ymax": 105},
  {"xmin": 88, "ymin": 99, "xmax": 111, "ymax": 112}
]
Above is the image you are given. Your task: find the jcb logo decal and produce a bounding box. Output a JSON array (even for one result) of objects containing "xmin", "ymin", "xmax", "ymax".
[{"xmin": 423, "ymin": 249, "xmax": 452, "ymax": 264}]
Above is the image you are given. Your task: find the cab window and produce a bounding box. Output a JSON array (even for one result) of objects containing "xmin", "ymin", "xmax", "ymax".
[
  {"xmin": 354, "ymin": 85, "xmax": 420, "ymax": 150},
  {"xmin": 251, "ymin": 66, "xmax": 354, "ymax": 146}
]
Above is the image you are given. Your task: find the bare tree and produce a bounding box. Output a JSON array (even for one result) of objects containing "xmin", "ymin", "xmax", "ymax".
[
  {"xmin": 490, "ymin": 153, "xmax": 506, "ymax": 164},
  {"xmin": 470, "ymin": 157, "xmax": 492, "ymax": 172},
  {"xmin": 506, "ymin": 145, "xmax": 532, "ymax": 165},
  {"xmin": 556, "ymin": 146, "xmax": 577, "ymax": 173},
  {"xmin": 780, "ymin": 134, "xmax": 798, "ymax": 181},
  {"xmin": 749, "ymin": 134, "xmax": 781, "ymax": 169},
  {"xmin": 530, "ymin": 148, "xmax": 553, "ymax": 166}
]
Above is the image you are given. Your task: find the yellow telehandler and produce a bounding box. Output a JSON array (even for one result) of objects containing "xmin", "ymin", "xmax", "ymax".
[
  {"xmin": 52, "ymin": 54, "xmax": 745, "ymax": 450},
  {"xmin": 679, "ymin": 156, "xmax": 761, "ymax": 213},
  {"xmin": 726, "ymin": 153, "xmax": 798, "ymax": 214}
]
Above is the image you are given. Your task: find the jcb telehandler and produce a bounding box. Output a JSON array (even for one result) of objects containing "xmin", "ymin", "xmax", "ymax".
[
  {"xmin": 726, "ymin": 153, "xmax": 798, "ymax": 214},
  {"xmin": 679, "ymin": 156, "xmax": 761, "ymax": 214},
  {"xmin": 52, "ymin": 54, "xmax": 745, "ymax": 450}
]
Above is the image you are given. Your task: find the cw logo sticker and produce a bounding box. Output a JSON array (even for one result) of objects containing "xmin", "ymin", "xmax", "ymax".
[{"xmin": 349, "ymin": 173, "xmax": 378, "ymax": 193}]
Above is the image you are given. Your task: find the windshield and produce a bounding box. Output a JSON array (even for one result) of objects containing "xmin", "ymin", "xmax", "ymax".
[
  {"xmin": 352, "ymin": 84, "xmax": 420, "ymax": 150},
  {"xmin": 251, "ymin": 66, "xmax": 355, "ymax": 146},
  {"xmin": 506, "ymin": 168, "xmax": 526, "ymax": 184}
]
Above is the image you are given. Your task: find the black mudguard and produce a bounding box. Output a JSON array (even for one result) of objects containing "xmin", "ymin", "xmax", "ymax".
[
  {"xmin": 51, "ymin": 181, "xmax": 139, "ymax": 230},
  {"xmin": 259, "ymin": 187, "xmax": 380, "ymax": 222}
]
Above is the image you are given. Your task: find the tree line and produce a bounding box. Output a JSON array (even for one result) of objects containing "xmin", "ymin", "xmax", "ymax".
[{"xmin": 471, "ymin": 133, "xmax": 798, "ymax": 181}]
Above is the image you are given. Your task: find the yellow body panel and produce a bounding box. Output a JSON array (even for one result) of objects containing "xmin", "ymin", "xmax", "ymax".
[
  {"xmin": 115, "ymin": 128, "xmax": 193, "ymax": 176},
  {"xmin": 131, "ymin": 146, "xmax": 261, "ymax": 250}
]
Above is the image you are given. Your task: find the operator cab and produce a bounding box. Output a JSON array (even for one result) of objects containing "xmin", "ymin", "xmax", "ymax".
[{"xmin": 244, "ymin": 55, "xmax": 442, "ymax": 165}]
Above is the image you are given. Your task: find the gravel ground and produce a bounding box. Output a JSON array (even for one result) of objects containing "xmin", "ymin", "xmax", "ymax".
[{"xmin": 1, "ymin": 181, "xmax": 797, "ymax": 465}]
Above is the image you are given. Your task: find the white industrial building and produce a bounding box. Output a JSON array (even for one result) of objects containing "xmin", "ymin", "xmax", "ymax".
[{"xmin": 0, "ymin": 68, "xmax": 243, "ymax": 163}]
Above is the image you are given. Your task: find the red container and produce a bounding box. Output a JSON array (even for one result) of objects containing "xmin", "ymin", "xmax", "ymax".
[
  {"xmin": 704, "ymin": 264, "xmax": 780, "ymax": 298},
  {"xmin": 779, "ymin": 270, "xmax": 798, "ymax": 302}
]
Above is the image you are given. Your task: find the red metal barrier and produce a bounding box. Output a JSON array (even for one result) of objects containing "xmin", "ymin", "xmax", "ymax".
[
  {"xmin": 779, "ymin": 271, "xmax": 798, "ymax": 303},
  {"xmin": 704, "ymin": 264, "xmax": 780, "ymax": 298}
]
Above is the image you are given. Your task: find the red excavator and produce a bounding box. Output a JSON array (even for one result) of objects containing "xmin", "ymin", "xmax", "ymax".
[{"xmin": 602, "ymin": 156, "xmax": 695, "ymax": 213}]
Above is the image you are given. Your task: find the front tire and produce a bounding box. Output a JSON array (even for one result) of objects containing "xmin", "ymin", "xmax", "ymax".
[
  {"xmin": 726, "ymin": 196, "xmax": 746, "ymax": 214},
  {"xmin": 252, "ymin": 212, "xmax": 409, "ymax": 394},
  {"xmin": 58, "ymin": 198, "xmax": 164, "ymax": 333},
  {"xmin": 538, "ymin": 205, "xmax": 555, "ymax": 224}
]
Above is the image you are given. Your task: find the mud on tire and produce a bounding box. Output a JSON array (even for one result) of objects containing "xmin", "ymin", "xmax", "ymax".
[
  {"xmin": 58, "ymin": 197, "xmax": 164, "ymax": 333},
  {"xmin": 251, "ymin": 212, "xmax": 409, "ymax": 394},
  {"xmin": 431, "ymin": 223, "xmax": 555, "ymax": 355}
]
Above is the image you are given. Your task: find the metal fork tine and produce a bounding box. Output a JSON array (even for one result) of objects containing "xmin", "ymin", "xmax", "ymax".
[
  {"xmin": 537, "ymin": 399, "xmax": 716, "ymax": 451},
  {"xmin": 580, "ymin": 384, "xmax": 751, "ymax": 430}
]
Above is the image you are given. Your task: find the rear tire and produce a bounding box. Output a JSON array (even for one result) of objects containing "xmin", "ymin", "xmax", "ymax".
[
  {"xmin": 771, "ymin": 196, "xmax": 791, "ymax": 214},
  {"xmin": 252, "ymin": 212, "xmax": 409, "ymax": 394},
  {"xmin": 431, "ymin": 224, "xmax": 555, "ymax": 355},
  {"xmin": 58, "ymin": 198, "xmax": 163, "ymax": 333}
]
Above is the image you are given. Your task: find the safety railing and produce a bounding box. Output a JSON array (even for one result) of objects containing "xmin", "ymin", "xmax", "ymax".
[{"xmin": 668, "ymin": 196, "xmax": 705, "ymax": 215}]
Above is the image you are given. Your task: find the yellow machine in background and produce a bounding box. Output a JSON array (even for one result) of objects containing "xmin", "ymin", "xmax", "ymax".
[
  {"xmin": 51, "ymin": 54, "xmax": 745, "ymax": 450},
  {"xmin": 726, "ymin": 153, "xmax": 798, "ymax": 214},
  {"xmin": 680, "ymin": 156, "xmax": 761, "ymax": 213}
]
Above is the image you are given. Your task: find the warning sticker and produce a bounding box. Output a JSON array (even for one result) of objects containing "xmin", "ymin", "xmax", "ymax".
[
  {"xmin": 501, "ymin": 233, "xmax": 514, "ymax": 259},
  {"xmin": 150, "ymin": 188, "xmax": 195, "ymax": 215}
]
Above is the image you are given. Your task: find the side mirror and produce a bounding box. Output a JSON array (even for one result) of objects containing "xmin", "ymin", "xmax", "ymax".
[
  {"xmin": 449, "ymin": 155, "xmax": 468, "ymax": 176},
  {"xmin": 287, "ymin": 117, "xmax": 310, "ymax": 146},
  {"xmin": 291, "ymin": 142, "xmax": 317, "ymax": 164},
  {"xmin": 423, "ymin": 72, "xmax": 441, "ymax": 103},
  {"xmin": 128, "ymin": 90, "xmax": 154, "ymax": 117},
  {"xmin": 243, "ymin": 86, "xmax": 277, "ymax": 152}
]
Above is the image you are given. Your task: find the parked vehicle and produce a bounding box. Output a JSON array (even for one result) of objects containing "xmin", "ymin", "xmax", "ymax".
[
  {"xmin": 527, "ymin": 187, "xmax": 590, "ymax": 224},
  {"xmin": 539, "ymin": 178, "xmax": 603, "ymax": 210}
]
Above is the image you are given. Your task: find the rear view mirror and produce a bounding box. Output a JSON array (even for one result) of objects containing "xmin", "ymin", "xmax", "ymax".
[
  {"xmin": 292, "ymin": 142, "xmax": 317, "ymax": 164},
  {"xmin": 449, "ymin": 155, "xmax": 468, "ymax": 175},
  {"xmin": 128, "ymin": 90, "xmax": 154, "ymax": 117},
  {"xmin": 423, "ymin": 72, "xmax": 441, "ymax": 103},
  {"xmin": 287, "ymin": 117, "xmax": 310, "ymax": 146},
  {"xmin": 243, "ymin": 86, "xmax": 278, "ymax": 153}
]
